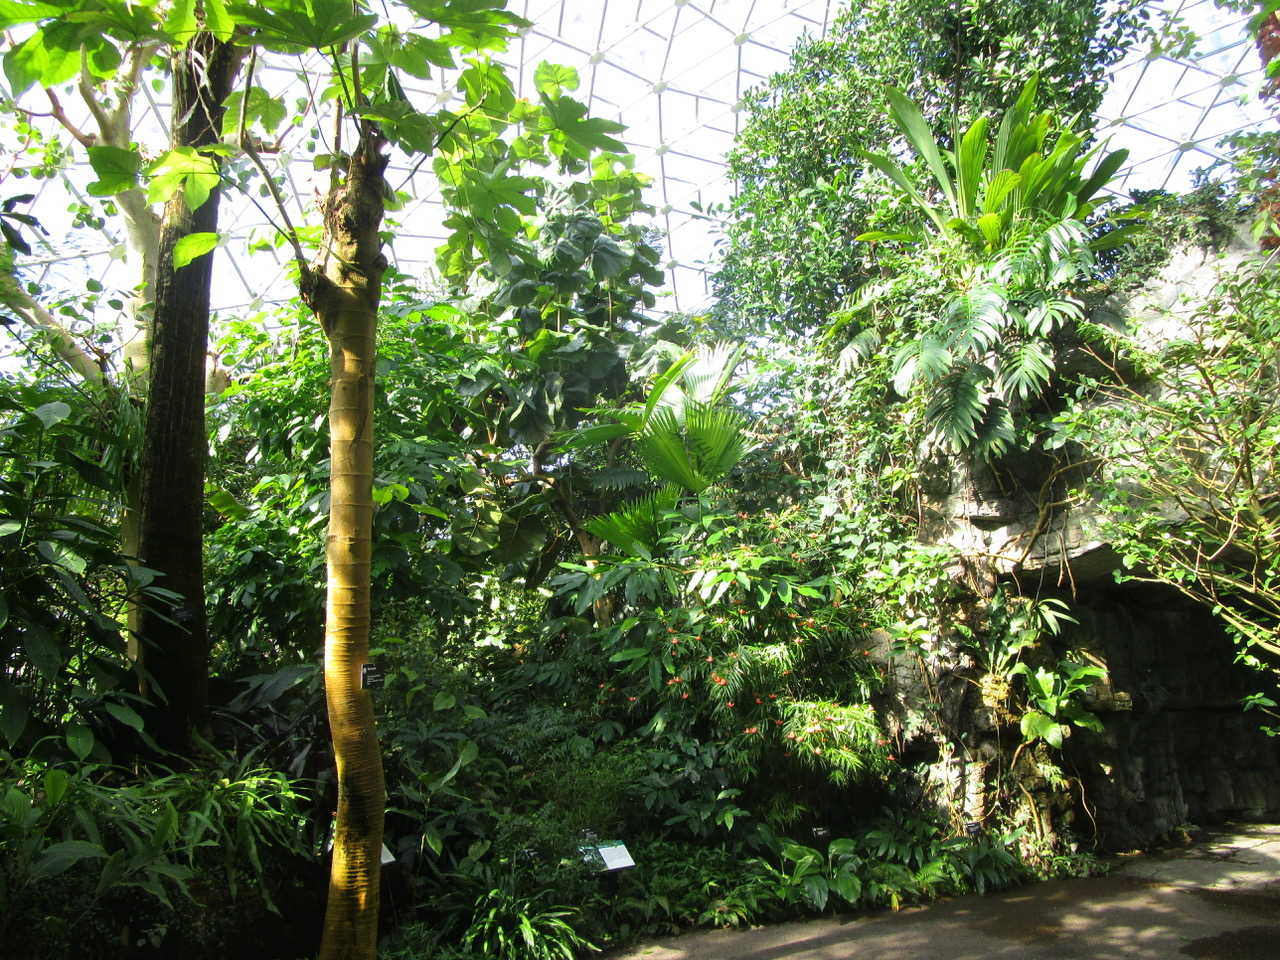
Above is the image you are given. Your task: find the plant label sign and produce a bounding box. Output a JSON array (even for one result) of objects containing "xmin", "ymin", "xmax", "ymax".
[{"xmin": 582, "ymin": 840, "xmax": 634, "ymax": 871}]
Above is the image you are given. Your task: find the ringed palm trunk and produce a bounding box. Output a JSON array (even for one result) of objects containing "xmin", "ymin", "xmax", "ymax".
[{"xmin": 303, "ymin": 129, "xmax": 388, "ymax": 960}]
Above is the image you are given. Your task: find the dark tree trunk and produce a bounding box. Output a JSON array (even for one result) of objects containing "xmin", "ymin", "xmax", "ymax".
[{"xmin": 136, "ymin": 31, "xmax": 242, "ymax": 755}]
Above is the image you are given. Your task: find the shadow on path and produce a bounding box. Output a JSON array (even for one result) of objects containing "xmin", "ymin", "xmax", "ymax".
[{"xmin": 605, "ymin": 825, "xmax": 1280, "ymax": 960}]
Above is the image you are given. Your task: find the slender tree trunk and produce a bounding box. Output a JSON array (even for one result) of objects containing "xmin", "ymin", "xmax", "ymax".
[
  {"xmin": 135, "ymin": 31, "xmax": 241, "ymax": 755},
  {"xmin": 304, "ymin": 130, "xmax": 388, "ymax": 960}
]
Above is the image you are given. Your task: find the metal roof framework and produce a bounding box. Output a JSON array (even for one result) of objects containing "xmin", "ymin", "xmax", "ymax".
[{"xmin": 2, "ymin": 0, "xmax": 1271, "ymax": 329}]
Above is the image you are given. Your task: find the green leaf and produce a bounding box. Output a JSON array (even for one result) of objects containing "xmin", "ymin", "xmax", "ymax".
[
  {"xmin": 204, "ymin": 0, "xmax": 234, "ymax": 41},
  {"xmin": 540, "ymin": 92, "xmax": 628, "ymax": 160},
  {"xmin": 208, "ymin": 488, "xmax": 248, "ymax": 520},
  {"xmin": 104, "ymin": 702, "xmax": 145, "ymax": 732},
  {"xmin": 433, "ymin": 691, "xmax": 456, "ymax": 711},
  {"xmin": 1020, "ymin": 710, "xmax": 1063, "ymax": 748},
  {"xmin": 36, "ymin": 540, "xmax": 86, "ymax": 581},
  {"xmin": 146, "ymin": 147, "xmax": 221, "ymax": 211},
  {"xmin": 884, "ymin": 85, "xmax": 956, "ymax": 216},
  {"xmin": 172, "ymin": 232, "xmax": 219, "ymax": 268},
  {"xmin": 221, "ymin": 87, "xmax": 287, "ymax": 138},
  {"xmin": 29, "ymin": 400, "xmax": 70, "ymax": 429},
  {"xmin": 29, "ymin": 840, "xmax": 106, "ymax": 880},
  {"xmin": 86, "ymin": 145, "xmax": 142, "ymax": 197},
  {"xmin": 458, "ymin": 739, "xmax": 478, "ymax": 766},
  {"xmin": 3, "ymin": 21, "xmax": 80, "ymax": 95},
  {"xmin": 0, "ymin": 1, "xmax": 64, "ymax": 28},
  {"xmin": 65, "ymin": 723, "xmax": 94, "ymax": 761},
  {"xmin": 226, "ymin": 0, "xmax": 377, "ymax": 52},
  {"xmin": 589, "ymin": 236, "xmax": 629, "ymax": 280},
  {"xmin": 0, "ymin": 684, "xmax": 28, "ymax": 746},
  {"xmin": 534, "ymin": 62, "xmax": 579, "ymax": 96},
  {"xmin": 162, "ymin": 0, "xmax": 198, "ymax": 42},
  {"xmin": 42, "ymin": 768, "xmax": 68, "ymax": 807}
]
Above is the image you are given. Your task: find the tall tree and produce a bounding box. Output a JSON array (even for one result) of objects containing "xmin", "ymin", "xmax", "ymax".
[
  {"xmin": 135, "ymin": 22, "xmax": 243, "ymax": 753},
  {"xmin": 714, "ymin": 0, "xmax": 1145, "ymax": 337}
]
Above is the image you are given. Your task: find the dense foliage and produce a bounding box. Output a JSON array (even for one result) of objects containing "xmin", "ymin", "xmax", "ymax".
[{"xmin": 2, "ymin": 1, "xmax": 1278, "ymax": 958}]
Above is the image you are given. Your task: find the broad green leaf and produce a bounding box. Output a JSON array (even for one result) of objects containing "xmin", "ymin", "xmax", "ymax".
[
  {"xmin": 541, "ymin": 92, "xmax": 628, "ymax": 160},
  {"xmin": 162, "ymin": 0, "xmax": 198, "ymax": 42},
  {"xmin": 1020, "ymin": 710, "xmax": 1063, "ymax": 748},
  {"xmin": 86, "ymin": 145, "xmax": 142, "ymax": 197},
  {"xmin": 172, "ymin": 232, "xmax": 219, "ymax": 268},
  {"xmin": 589, "ymin": 236, "xmax": 629, "ymax": 280},
  {"xmin": 0, "ymin": 1, "xmax": 64, "ymax": 27},
  {"xmin": 104, "ymin": 702, "xmax": 144, "ymax": 732},
  {"xmin": 30, "ymin": 400, "xmax": 69, "ymax": 428},
  {"xmin": 884, "ymin": 85, "xmax": 956, "ymax": 215},
  {"xmin": 207, "ymin": 488, "xmax": 248, "ymax": 519},
  {"xmin": 37, "ymin": 539, "xmax": 86, "ymax": 576},
  {"xmin": 65, "ymin": 723, "xmax": 94, "ymax": 761},
  {"xmin": 22, "ymin": 624, "xmax": 60, "ymax": 677},
  {"xmin": 0, "ymin": 684, "xmax": 28, "ymax": 746},
  {"xmin": 457, "ymin": 739, "xmax": 478, "ymax": 765},
  {"xmin": 146, "ymin": 147, "xmax": 220, "ymax": 211},
  {"xmin": 221, "ymin": 87, "xmax": 288, "ymax": 138},
  {"xmin": 609, "ymin": 647, "xmax": 651, "ymax": 662},
  {"xmin": 3, "ymin": 21, "xmax": 80, "ymax": 95},
  {"xmin": 42, "ymin": 768, "xmax": 68, "ymax": 807},
  {"xmin": 859, "ymin": 150, "xmax": 948, "ymax": 234},
  {"xmin": 402, "ymin": 0, "xmax": 529, "ymax": 51},
  {"xmin": 975, "ymin": 212, "xmax": 1002, "ymax": 246},
  {"xmin": 0, "ymin": 520, "xmax": 20, "ymax": 538},
  {"xmin": 204, "ymin": 0, "xmax": 234, "ymax": 41},
  {"xmin": 982, "ymin": 169, "xmax": 1021, "ymax": 214},
  {"xmin": 226, "ymin": 0, "xmax": 377, "ymax": 52},
  {"xmin": 433, "ymin": 691, "xmax": 456, "ymax": 711},
  {"xmin": 29, "ymin": 840, "xmax": 106, "ymax": 880},
  {"xmin": 1076, "ymin": 148, "xmax": 1129, "ymax": 206},
  {"xmin": 357, "ymin": 101, "xmax": 439, "ymax": 155},
  {"xmin": 65, "ymin": 1, "xmax": 163, "ymax": 41},
  {"xmin": 534, "ymin": 62, "xmax": 579, "ymax": 96},
  {"xmin": 955, "ymin": 115, "xmax": 988, "ymax": 220}
]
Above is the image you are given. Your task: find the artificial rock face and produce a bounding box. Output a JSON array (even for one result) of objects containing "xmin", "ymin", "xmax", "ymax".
[{"xmin": 895, "ymin": 229, "xmax": 1280, "ymax": 850}]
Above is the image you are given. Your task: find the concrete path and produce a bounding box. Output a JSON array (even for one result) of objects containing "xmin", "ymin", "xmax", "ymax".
[{"xmin": 606, "ymin": 824, "xmax": 1280, "ymax": 960}]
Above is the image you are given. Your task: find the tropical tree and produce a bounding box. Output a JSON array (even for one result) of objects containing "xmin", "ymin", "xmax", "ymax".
[
  {"xmin": 845, "ymin": 80, "xmax": 1130, "ymax": 457},
  {"xmin": 1055, "ymin": 254, "xmax": 1280, "ymax": 717},
  {"xmin": 714, "ymin": 0, "xmax": 1145, "ymax": 336}
]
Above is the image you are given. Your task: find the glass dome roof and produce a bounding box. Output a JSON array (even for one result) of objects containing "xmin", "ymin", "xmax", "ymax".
[{"xmin": 5, "ymin": 0, "xmax": 1273, "ymax": 323}]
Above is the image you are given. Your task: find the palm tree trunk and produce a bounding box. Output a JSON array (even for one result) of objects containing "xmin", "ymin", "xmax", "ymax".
[
  {"xmin": 136, "ymin": 30, "xmax": 241, "ymax": 755},
  {"xmin": 304, "ymin": 128, "xmax": 388, "ymax": 960}
]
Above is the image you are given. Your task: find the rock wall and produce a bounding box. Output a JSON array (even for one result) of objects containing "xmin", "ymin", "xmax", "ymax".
[
  {"xmin": 900, "ymin": 232, "xmax": 1280, "ymax": 850},
  {"xmin": 1063, "ymin": 583, "xmax": 1280, "ymax": 850}
]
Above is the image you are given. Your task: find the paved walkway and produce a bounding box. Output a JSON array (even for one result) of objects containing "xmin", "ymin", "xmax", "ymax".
[{"xmin": 606, "ymin": 824, "xmax": 1280, "ymax": 960}]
